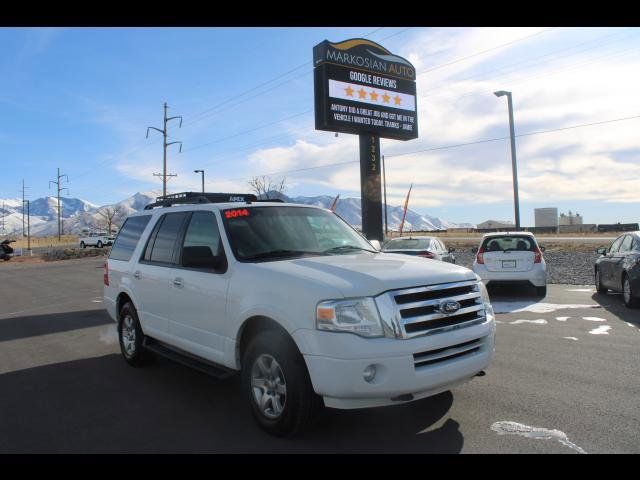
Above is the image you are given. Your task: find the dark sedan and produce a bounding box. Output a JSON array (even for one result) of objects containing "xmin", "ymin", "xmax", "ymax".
[
  {"xmin": 594, "ymin": 231, "xmax": 640, "ymax": 308},
  {"xmin": 381, "ymin": 236, "xmax": 456, "ymax": 263}
]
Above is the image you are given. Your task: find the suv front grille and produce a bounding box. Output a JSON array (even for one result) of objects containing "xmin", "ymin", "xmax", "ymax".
[
  {"xmin": 376, "ymin": 280, "xmax": 486, "ymax": 339},
  {"xmin": 413, "ymin": 337, "xmax": 484, "ymax": 368}
]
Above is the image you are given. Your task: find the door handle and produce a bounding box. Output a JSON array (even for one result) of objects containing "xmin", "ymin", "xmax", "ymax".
[
  {"xmin": 133, "ymin": 271, "xmax": 141, "ymax": 279},
  {"xmin": 173, "ymin": 278, "xmax": 184, "ymax": 288}
]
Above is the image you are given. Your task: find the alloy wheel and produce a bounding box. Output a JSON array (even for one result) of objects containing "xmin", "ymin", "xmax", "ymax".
[
  {"xmin": 121, "ymin": 315, "xmax": 137, "ymax": 357},
  {"xmin": 251, "ymin": 354, "xmax": 287, "ymax": 419},
  {"xmin": 624, "ymin": 277, "xmax": 632, "ymax": 304}
]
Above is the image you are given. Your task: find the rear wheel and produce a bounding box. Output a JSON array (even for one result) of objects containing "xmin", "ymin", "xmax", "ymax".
[
  {"xmin": 623, "ymin": 275, "xmax": 640, "ymax": 308},
  {"xmin": 242, "ymin": 329, "xmax": 322, "ymax": 437},
  {"xmin": 80, "ymin": 241, "xmax": 85, "ymax": 249},
  {"xmin": 97, "ymin": 240, "xmax": 103, "ymax": 248},
  {"xmin": 595, "ymin": 268, "xmax": 607, "ymax": 294},
  {"xmin": 118, "ymin": 302, "xmax": 152, "ymax": 366},
  {"xmin": 536, "ymin": 285, "xmax": 547, "ymax": 297}
]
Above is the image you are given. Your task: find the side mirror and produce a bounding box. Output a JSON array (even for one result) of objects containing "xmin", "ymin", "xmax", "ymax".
[
  {"xmin": 182, "ymin": 246, "xmax": 225, "ymax": 270},
  {"xmin": 596, "ymin": 247, "xmax": 607, "ymax": 255},
  {"xmin": 448, "ymin": 247, "xmax": 456, "ymax": 253},
  {"xmin": 369, "ymin": 239, "xmax": 382, "ymax": 251},
  {"xmin": 471, "ymin": 247, "xmax": 478, "ymax": 254},
  {"xmin": 540, "ymin": 246, "xmax": 546, "ymax": 252}
]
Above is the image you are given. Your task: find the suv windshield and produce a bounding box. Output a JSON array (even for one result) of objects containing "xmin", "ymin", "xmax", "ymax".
[
  {"xmin": 481, "ymin": 235, "xmax": 536, "ymax": 252},
  {"xmin": 221, "ymin": 206, "xmax": 375, "ymax": 261}
]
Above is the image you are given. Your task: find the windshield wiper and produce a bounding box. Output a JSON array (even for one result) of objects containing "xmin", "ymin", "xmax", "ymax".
[
  {"xmin": 242, "ymin": 249, "xmax": 317, "ymax": 261},
  {"xmin": 322, "ymin": 245, "xmax": 376, "ymax": 254}
]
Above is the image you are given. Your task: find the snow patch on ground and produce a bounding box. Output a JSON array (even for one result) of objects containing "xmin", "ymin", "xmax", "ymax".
[
  {"xmin": 566, "ymin": 288, "xmax": 595, "ymax": 292},
  {"xmin": 589, "ymin": 325, "xmax": 611, "ymax": 335},
  {"xmin": 492, "ymin": 302, "xmax": 601, "ymax": 314},
  {"xmin": 562, "ymin": 337, "xmax": 579, "ymax": 341},
  {"xmin": 556, "ymin": 316, "xmax": 570, "ymax": 321},
  {"xmin": 582, "ymin": 316, "xmax": 606, "ymax": 322},
  {"xmin": 491, "ymin": 421, "xmax": 587, "ymax": 454}
]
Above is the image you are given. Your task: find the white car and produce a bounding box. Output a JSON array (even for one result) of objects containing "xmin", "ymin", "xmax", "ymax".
[
  {"xmin": 104, "ymin": 192, "xmax": 495, "ymax": 436},
  {"xmin": 472, "ymin": 232, "xmax": 547, "ymax": 296},
  {"xmin": 79, "ymin": 232, "xmax": 115, "ymax": 248}
]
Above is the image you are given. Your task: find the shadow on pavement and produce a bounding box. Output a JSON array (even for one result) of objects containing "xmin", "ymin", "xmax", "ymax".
[
  {"xmin": 591, "ymin": 292, "xmax": 640, "ymax": 326},
  {"xmin": 0, "ymin": 309, "xmax": 112, "ymax": 342},
  {"xmin": 0, "ymin": 353, "xmax": 462, "ymax": 453},
  {"xmin": 487, "ymin": 283, "xmax": 543, "ymax": 300}
]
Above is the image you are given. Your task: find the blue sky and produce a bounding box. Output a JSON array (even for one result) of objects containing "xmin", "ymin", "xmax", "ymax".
[{"xmin": 1, "ymin": 27, "xmax": 639, "ymax": 226}]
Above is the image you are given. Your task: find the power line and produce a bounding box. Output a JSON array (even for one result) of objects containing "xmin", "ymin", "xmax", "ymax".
[
  {"xmin": 417, "ymin": 28, "xmax": 558, "ymax": 76},
  {"xmin": 183, "ymin": 109, "xmax": 312, "ymax": 153},
  {"xmin": 226, "ymin": 114, "xmax": 640, "ymax": 180},
  {"xmin": 419, "ymin": 28, "xmax": 638, "ymax": 100}
]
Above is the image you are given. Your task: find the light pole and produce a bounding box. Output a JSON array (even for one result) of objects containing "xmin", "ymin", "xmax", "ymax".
[
  {"xmin": 494, "ymin": 90, "xmax": 521, "ymax": 230},
  {"xmin": 194, "ymin": 170, "xmax": 205, "ymax": 193}
]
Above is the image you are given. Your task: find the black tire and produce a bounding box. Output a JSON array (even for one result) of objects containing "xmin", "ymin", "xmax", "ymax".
[
  {"xmin": 2, "ymin": 255, "xmax": 10, "ymax": 261},
  {"xmin": 242, "ymin": 329, "xmax": 323, "ymax": 437},
  {"xmin": 595, "ymin": 268, "xmax": 607, "ymax": 294},
  {"xmin": 118, "ymin": 302, "xmax": 152, "ymax": 367},
  {"xmin": 80, "ymin": 241, "xmax": 86, "ymax": 249},
  {"xmin": 536, "ymin": 286, "xmax": 547, "ymax": 297},
  {"xmin": 97, "ymin": 241, "xmax": 103, "ymax": 248},
  {"xmin": 622, "ymin": 275, "xmax": 640, "ymax": 308}
]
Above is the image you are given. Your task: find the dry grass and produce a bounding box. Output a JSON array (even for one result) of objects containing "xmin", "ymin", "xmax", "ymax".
[{"xmin": 9, "ymin": 235, "xmax": 78, "ymax": 249}]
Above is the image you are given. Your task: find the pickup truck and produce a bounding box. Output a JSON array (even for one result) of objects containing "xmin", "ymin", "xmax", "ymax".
[
  {"xmin": 103, "ymin": 192, "xmax": 496, "ymax": 436},
  {"xmin": 79, "ymin": 232, "xmax": 115, "ymax": 248}
]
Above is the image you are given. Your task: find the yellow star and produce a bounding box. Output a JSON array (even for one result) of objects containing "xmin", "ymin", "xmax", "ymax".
[
  {"xmin": 382, "ymin": 93, "xmax": 390, "ymax": 103},
  {"xmin": 394, "ymin": 95, "xmax": 402, "ymax": 105},
  {"xmin": 370, "ymin": 90, "xmax": 378, "ymax": 101},
  {"xmin": 358, "ymin": 88, "xmax": 367, "ymax": 99},
  {"xmin": 345, "ymin": 86, "xmax": 354, "ymax": 97}
]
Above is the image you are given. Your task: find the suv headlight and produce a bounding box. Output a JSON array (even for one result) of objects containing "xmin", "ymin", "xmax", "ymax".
[
  {"xmin": 316, "ymin": 298, "xmax": 384, "ymax": 338},
  {"xmin": 478, "ymin": 282, "xmax": 495, "ymax": 320}
]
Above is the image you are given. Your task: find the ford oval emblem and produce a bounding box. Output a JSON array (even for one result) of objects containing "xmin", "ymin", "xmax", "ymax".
[{"xmin": 440, "ymin": 300, "xmax": 461, "ymax": 314}]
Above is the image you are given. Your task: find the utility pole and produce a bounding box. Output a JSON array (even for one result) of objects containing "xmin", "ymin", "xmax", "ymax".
[
  {"xmin": 147, "ymin": 102, "xmax": 182, "ymax": 197},
  {"xmin": 49, "ymin": 168, "xmax": 69, "ymax": 241},
  {"xmin": 194, "ymin": 170, "xmax": 205, "ymax": 193},
  {"xmin": 23, "ymin": 199, "xmax": 31, "ymax": 255},
  {"xmin": 21, "ymin": 179, "xmax": 30, "ymax": 237},
  {"xmin": 1, "ymin": 201, "xmax": 5, "ymax": 235}
]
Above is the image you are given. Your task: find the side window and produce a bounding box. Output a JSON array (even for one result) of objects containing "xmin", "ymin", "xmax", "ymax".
[
  {"xmin": 181, "ymin": 211, "xmax": 225, "ymax": 264},
  {"xmin": 619, "ymin": 235, "xmax": 633, "ymax": 253},
  {"xmin": 109, "ymin": 215, "xmax": 152, "ymax": 261},
  {"xmin": 145, "ymin": 212, "xmax": 189, "ymax": 265},
  {"xmin": 609, "ymin": 236, "xmax": 624, "ymax": 254},
  {"xmin": 633, "ymin": 237, "xmax": 640, "ymax": 251}
]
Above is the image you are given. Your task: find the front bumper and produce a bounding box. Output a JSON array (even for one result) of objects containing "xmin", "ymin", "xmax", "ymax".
[{"xmin": 293, "ymin": 318, "xmax": 495, "ymax": 409}]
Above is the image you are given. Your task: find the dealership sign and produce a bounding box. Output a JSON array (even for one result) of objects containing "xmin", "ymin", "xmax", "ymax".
[{"xmin": 313, "ymin": 38, "xmax": 418, "ymax": 140}]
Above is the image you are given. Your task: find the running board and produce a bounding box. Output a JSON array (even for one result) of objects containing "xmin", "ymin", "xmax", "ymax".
[{"xmin": 143, "ymin": 338, "xmax": 236, "ymax": 379}]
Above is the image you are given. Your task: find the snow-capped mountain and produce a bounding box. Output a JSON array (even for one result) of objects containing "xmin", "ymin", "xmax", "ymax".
[{"xmin": 1, "ymin": 189, "xmax": 473, "ymax": 237}]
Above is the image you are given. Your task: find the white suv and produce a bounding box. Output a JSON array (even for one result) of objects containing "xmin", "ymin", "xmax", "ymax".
[
  {"xmin": 80, "ymin": 232, "xmax": 115, "ymax": 249},
  {"xmin": 103, "ymin": 192, "xmax": 495, "ymax": 436},
  {"xmin": 472, "ymin": 232, "xmax": 547, "ymax": 296}
]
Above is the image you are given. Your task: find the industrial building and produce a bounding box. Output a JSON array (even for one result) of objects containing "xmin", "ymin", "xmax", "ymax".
[
  {"xmin": 476, "ymin": 220, "xmax": 515, "ymax": 230},
  {"xmin": 535, "ymin": 208, "xmax": 559, "ymax": 229},
  {"xmin": 559, "ymin": 211, "xmax": 583, "ymax": 226}
]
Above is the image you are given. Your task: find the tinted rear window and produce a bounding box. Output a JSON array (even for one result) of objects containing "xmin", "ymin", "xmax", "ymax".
[
  {"xmin": 148, "ymin": 212, "xmax": 189, "ymax": 264},
  {"xmin": 482, "ymin": 235, "xmax": 536, "ymax": 252},
  {"xmin": 109, "ymin": 215, "xmax": 152, "ymax": 261},
  {"xmin": 384, "ymin": 238, "xmax": 431, "ymax": 250}
]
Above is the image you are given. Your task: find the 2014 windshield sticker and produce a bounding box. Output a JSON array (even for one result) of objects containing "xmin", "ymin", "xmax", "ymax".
[{"xmin": 224, "ymin": 209, "xmax": 250, "ymax": 219}]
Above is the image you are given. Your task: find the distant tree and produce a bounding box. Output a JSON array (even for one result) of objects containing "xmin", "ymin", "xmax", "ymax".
[
  {"xmin": 248, "ymin": 176, "xmax": 287, "ymax": 200},
  {"xmin": 96, "ymin": 206, "xmax": 124, "ymax": 234}
]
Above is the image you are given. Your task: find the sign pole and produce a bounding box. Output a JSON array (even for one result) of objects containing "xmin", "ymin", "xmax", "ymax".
[{"xmin": 359, "ymin": 134, "xmax": 383, "ymax": 241}]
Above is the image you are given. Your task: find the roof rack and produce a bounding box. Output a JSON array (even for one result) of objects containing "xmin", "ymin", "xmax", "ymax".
[{"xmin": 144, "ymin": 192, "xmax": 258, "ymax": 210}]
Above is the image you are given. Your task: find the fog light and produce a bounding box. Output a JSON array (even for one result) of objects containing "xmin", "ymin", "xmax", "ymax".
[{"xmin": 363, "ymin": 364, "xmax": 377, "ymax": 383}]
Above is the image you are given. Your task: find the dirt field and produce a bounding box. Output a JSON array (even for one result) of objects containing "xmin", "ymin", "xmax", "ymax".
[{"xmin": 5, "ymin": 235, "xmax": 79, "ymax": 250}]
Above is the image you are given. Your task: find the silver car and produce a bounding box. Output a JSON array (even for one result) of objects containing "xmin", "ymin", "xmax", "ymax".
[{"xmin": 381, "ymin": 236, "xmax": 456, "ymax": 263}]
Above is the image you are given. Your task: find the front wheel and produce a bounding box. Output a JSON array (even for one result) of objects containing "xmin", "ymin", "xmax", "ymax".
[
  {"xmin": 595, "ymin": 268, "xmax": 607, "ymax": 294},
  {"xmin": 242, "ymin": 329, "xmax": 322, "ymax": 437},
  {"xmin": 97, "ymin": 241, "xmax": 103, "ymax": 248},
  {"xmin": 80, "ymin": 241, "xmax": 86, "ymax": 249},
  {"xmin": 623, "ymin": 275, "xmax": 640, "ymax": 308}
]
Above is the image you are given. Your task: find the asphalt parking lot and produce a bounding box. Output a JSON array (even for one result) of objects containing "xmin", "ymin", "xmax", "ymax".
[{"xmin": 1, "ymin": 257, "xmax": 638, "ymax": 453}]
